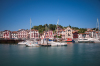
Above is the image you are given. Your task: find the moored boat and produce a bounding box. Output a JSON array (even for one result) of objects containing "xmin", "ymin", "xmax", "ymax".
[
  {"xmin": 26, "ymin": 40, "xmax": 39, "ymax": 47},
  {"xmin": 78, "ymin": 38, "xmax": 94, "ymax": 43},
  {"xmin": 18, "ymin": 40, "xmax": 29, "ymax": 45},
  {"xmin": 48, "ymin": 41, "xmax": 67, "ymax": 46}
]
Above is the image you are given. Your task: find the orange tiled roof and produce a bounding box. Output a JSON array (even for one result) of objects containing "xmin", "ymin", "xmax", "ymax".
[
  {"xmin": 12, "ymin": 31, "xmax": 17, "ymax": 33},
  {"xmin": 79, "ymin": 33, "xmax": 89, "ymax": 34}
]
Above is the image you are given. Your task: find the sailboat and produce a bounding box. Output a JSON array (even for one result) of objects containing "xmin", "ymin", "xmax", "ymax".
[
  {"xmin": 93, "ymin": 18, "xmax": 100, "ymax": 43},
  {"xmin": 26, "ymin": 18, "xmax": 39, "ymax": 47},
  {"xmin": 48, "ymin": 19, "xmax": 67, "ymax": 46}
]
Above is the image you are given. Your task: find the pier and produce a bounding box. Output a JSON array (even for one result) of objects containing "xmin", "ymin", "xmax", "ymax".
[
  {"xmin": 40, "ymin": 44, "xmax": 51, "ymax": 46},
  {"xmin": 0, "ymin": 39, "xmax": 24, "ymax": 44}
]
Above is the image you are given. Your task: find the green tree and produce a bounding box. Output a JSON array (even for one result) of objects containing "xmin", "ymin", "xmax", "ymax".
[
  {"xmin": 58, "ymin": 35, "xmax": 62, "ymax": 38},
  {"xmin": 78, "ymin": 28, "xmax": 87, "ymax": 33},
  {"xmin": 92, "ymin": 28, "xmax": 98, "ymax": 31}
]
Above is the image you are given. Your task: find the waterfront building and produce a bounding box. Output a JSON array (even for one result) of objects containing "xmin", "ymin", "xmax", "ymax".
[
  {"xmin": 11, "ymin": 31, "xmax": 18, "ymax": 39},
  {"xmin": 53, "ymin": 32, "xmax": 57, "ymax": 38},
  {"xmin": 43, "ymin": 30, "xmax": 54, "ymax": 39},
  {"xmin": 95, "ymin": 31, "xmax": 100, "ymax": 38},
  {"xmin": 0, "ymin": 31, "xmax": 3, "ymax": 38},
  {"xmin": 85, "ymin": 30, "xmax": 99, "ymax": 38},
  {"xmin": 78, "ymin": 33, "xmax": 91, "ymax": 39},
  {"xmin": 29, "ymin": 29, "xmax": 39, "ymax": 39},
  {"xmin": 40, "ymin": 34, "xmax": 44, "ymax": 39},
  {"xmin": 17, "ymin": 29, "xmax": 28, "ymax": 39},
  {"xmin": 61, "ymin": 29, "xmax": 65, "ymax": 39},
  {"xmin": 85, "ymin": 33, "xmax": 90, "ymax": 38},
  {"xmin": 78, "ymin": 33, "xmax": 86, "ymax": 38},
  {"xmin": 56, "ymin": 26, "xmax": 63, "ymax": 36},
  {"xmin": 65, "ymin": 27, "xmax": 73, "ymax": 39},
  {"xmin": 3, "ymin": 30, "xmax": 11, "ymax": 39},
  {"xmin": 73, "ymin": 32, "xmax": 78, "ymax": 38}
]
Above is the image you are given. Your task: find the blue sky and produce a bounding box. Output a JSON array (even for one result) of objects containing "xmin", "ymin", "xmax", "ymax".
[{"xmin": 0, "ymin": 0, "xmax": 100, "ymax": 31}]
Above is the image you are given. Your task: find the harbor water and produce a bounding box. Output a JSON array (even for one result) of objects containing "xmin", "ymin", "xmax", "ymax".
[{"xmin": 0, "ymin": 43, "xmax": 100, "ymax": 66}]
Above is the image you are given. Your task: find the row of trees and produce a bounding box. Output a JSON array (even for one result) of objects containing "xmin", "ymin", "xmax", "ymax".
[
  {"xmin": 31, "ymin": 24, "xmax": 98, "ymax": 34},
  {"xmin": 31, "ymin": 24, "xmax": 63, "ymax": 34}
]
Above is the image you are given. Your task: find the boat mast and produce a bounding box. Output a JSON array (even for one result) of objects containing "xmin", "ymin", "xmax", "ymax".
[
  {"xmin": 45, "ymin": 24, "xmax": 48, "ymax": 44},
  {"xmin": 57, "ymin": 19, "xmax": 59, "ymax": 42},
  {"xmin": 97, "ymin": 18, "xmax": 100, "ymax": 39},
  {"xmin": 97, "ymin": 18, "xmax": 99, "ymax": 31},
  {"xmin": 48, "ymin": 24, "xmax": 50, "ymax": 39},
  {"xmin": 30, "ymin": 18, "xmax": 31, "ymax": 39}
]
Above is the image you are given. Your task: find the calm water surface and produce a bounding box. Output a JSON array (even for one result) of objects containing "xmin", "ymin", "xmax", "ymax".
[{"xmin": 0, "ymin": 43, "xmax": 100, "ymax": 66}]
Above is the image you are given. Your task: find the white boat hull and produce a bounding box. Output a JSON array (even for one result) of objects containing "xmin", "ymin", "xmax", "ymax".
[
  {"xmin": 26, "ymin": 41, "xmax": 39, "ymax": 47},
  {"xmin": 26, "ymin": 44, "xmax": 39, "ymax": 47},
  {"xmin": 48, "ymin": 41, "xmax": 67, "ymax": 46},
  {"xmin": 18, "ymin": 42, "xmax": 27, "ymax": 45}
]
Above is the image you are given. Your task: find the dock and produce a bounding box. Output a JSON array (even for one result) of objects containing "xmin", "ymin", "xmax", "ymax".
[
  {"xmin": 40, "ymin": 44, "xmax": 51, "ymax": 46},
  {"xmin": 0, "ymin": 39, "xmax": 24, "ymax": 44}
]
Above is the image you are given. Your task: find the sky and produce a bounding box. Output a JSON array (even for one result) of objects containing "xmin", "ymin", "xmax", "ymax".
[{"xmin": 0, "ymin": 0, "xmax": 100, "ymax": 31}]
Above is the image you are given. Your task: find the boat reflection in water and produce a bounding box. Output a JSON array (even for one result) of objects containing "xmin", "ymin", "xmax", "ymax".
[{"xmin": 67, "ymin": 42, "xmax": 73, "ymax": 44}]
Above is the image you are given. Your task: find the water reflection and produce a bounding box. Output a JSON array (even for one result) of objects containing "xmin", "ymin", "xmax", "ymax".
[
  {"xmin": 0, "ymin": 43, "xmax": 100, "ymax": 66},
  {"xmin": 67, "ymin": 42, "xmax": 73, "ymax": 44}
]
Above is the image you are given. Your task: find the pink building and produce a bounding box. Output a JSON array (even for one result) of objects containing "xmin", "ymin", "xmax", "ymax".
[
  {"xmin": 17, "ymin": 29, "xmax": 28, "ymax": 39},
  {"xmin": 29, "ymin": 29, "xmax": 39, "ymax": 39},
  {"xmin": 43, "ymin": 30, "xmax": 54, "ymax": 39},
  {"xmin": 3, "ymin": 30, "xmax": 11, "ymax": 39}
]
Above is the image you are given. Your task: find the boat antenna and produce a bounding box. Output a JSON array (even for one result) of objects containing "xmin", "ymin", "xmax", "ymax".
[
  {"xmin": 57, "ymin": 19, "xmax": 59, "ymax": 42},
  {"xmin": 97, "ymin": 18, "xmax": 99, "ymax": 31},
  {"xmin": 97, "ymin": 18, "xmax": 100, "ymax": 39},
  {"xmin": 30, "ymin": 18, "xmax": 31, "ymax": 39}
]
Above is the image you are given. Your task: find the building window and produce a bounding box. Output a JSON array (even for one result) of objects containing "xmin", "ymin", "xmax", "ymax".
[
  {"xmin": 68, "ymin": 30, "xmax": 70, "ymax": 32},
  {"xmin": 68, "ymin": 33, "xmax": 70, "ymax": 36}
]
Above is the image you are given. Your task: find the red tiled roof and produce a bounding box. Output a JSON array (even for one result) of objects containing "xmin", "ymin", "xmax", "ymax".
[
  {"xmin": 12, "ymin": 31, "xmax": 17, "ymax": 33},
  {"xmin": 72, "ymin": 31, "xmax": 78, "ymax": 33}
]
